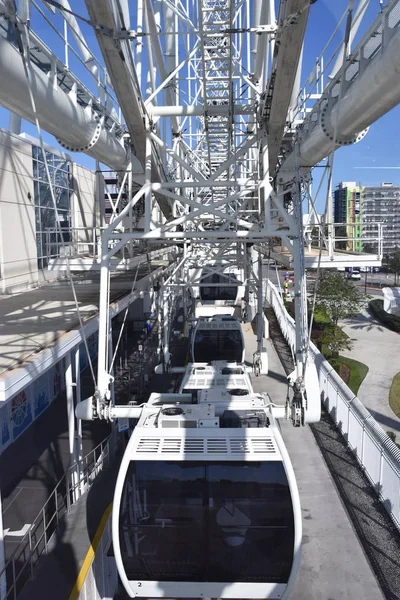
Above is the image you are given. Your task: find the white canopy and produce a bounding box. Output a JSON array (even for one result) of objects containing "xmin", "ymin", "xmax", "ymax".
[{"xmin": 382, "ymin": 287, "xmax": 400, "ymax": 315}]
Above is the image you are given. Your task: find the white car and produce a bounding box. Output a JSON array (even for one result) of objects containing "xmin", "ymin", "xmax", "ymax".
[{"xmin": 347, "ymin": 270, "xmax": 361, "ymax": 280}]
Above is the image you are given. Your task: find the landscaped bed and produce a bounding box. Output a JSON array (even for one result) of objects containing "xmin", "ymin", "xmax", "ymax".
[
  {"xmin": 389, "ymin": 372, "xmax": 400, "ymax": 419},
  {"xmin": 369, "ymin": 299, "xmax": 400, "ymax": 332},
  {"xmin": 330, "ymin": 355, "xmax": 369, "ymax": 396},
  {"xmin": 310, "ymin": 305, "xmax": 369, "ymax": 396}
]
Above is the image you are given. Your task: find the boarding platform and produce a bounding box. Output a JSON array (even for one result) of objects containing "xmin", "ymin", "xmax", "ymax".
[
  {"xmin": 5, "ymin": 312, "xmax": 387, "ymax": 600},
  {"xmin": 270, "ymin": 245, "xmax": 381, "ymax": 269}
]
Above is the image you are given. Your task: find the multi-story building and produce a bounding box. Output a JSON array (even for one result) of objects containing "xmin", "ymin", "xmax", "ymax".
[
  {"xmin": 333, "ymin": 182, "xmax": 362, "ymax": 251},
  {"xmin": 334, "ymin": 182, "xmax": 400, "ymax": 255},
  {"xmin": 361, "ymin": 183, "xmax": 400, "ymax": 255}
]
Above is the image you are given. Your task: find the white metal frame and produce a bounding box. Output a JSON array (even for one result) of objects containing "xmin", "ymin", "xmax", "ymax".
[
  {"xmin": 112, "ymin": 392, "xmax": 302, "ymax": 600},
  {"xmin": 4, "ymin": 0, "xmax": 400, "ymax": 424}
]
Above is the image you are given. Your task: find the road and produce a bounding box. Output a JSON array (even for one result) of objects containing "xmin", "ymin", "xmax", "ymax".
[{"xmin": 264, "ymin": 261, "xmax": 393, "ymax": 296}]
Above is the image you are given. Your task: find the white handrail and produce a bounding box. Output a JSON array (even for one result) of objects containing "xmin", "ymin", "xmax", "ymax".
[
  {"xmin": 266, "ymin": 279, "xmax": 400, "ymax": 531},
  {"xmin": 0, "ymin": 434, "xmax": 114, "ymax": 599}
]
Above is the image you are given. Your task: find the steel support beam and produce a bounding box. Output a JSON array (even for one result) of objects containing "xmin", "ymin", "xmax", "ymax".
[{"xmin": 263, "ymin": 0, "xmax": 311, "ymax": 174}]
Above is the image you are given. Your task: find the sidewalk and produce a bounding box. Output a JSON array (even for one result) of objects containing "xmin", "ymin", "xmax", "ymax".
[
  {"xmin": 242, "ymin": 318, "xmax": 384, "ymax": 600},
  {"xmin": 340, "ymin": 309, "xmax": 400, "ymax": 436}
]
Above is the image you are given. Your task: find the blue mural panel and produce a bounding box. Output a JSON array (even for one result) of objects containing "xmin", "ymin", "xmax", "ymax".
[
  {"xmin": 51, "ymin": 361, "xmax": 63, "ymax": 400},
  {"xmin": 11, "ymin": 389, "xmax": 33, "ymax": 441},
  {"xmin": 1, "ymin": 340, "xmax": 96, "ymax": 455},
  {"xmin": 88, "ymin": 334, "xmax": 98, "ymax": 360},
  {"xmin": 0, "ymin": 403, "xmax": 11, "ymax": 452},
  {"xmin": 33, "ymin": 370, "xmax": 50, "ymax": 418},
  {"xmin": 79, "ymin": 342, "xmax": 88, "ymax": 372},
  {"xmin": 78, "ymin": 335, "xmax": 98, "ymax": 372}
]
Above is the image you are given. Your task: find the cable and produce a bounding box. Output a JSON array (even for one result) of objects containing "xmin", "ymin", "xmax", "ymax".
[
  {"xmin": 275, "ymin": 261, "xmax": 284, "ymax": 301},
  {"xmin": 109, "ymin": 261, "xmax": 142, "ymax": 372},
  {"xmin": 19, "ymin": 22, "xmax": 96, "ymax": 385},
  {"xmin": 303, "ymin": 0, "xmax": 356, "ymax": 372}
]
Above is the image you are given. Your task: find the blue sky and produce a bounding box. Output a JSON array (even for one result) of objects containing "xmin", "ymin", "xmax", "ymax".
[
  {"xmin": 1, "ymin": 0, "xmax": 399, "ymax": 191},
  {"xmin": 303, "ymin": 0, "xmax": 400, "ymax": 189}
]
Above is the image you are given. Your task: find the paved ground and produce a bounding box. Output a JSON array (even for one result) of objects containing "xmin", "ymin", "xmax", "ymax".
[
  {"xmin": 0, "ymin": 310, "xmax": 163, "ymax": 568},
  {"xmin": 242, "ymin": 323, "xmax": 385, "ymax": 600},
  {"xmin": 0, "ymin": 267, "xmax": 163, "ymax": 375},
  {"xmin": 18, "ymin": 446, "xmax": 120, "ymax": 600},
  {"xmin": 340, "ymin": 308, "xmax": 400, "ymax": 436},
  {"xmin": 4, "ymin": 308, "xmax": 387, "ymax": 600},
  {"xmin": 0, "ymin": 366, "xmax": 111, "ymax": 564}
]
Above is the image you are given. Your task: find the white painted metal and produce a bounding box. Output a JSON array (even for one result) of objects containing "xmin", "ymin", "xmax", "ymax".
[
  {"xmin": 263, "ymin": 0, "xmax": 311, "ymax": 174},
  {"xmin": 0, "ymin": 37, "xmax": 131, "ymax": 171},
  {"xmin": 0, "ymin": 490, "xmax": 5, "ymax": 600},
  {"xmin": 2, "ymin": 0, "xmax": 400, "ymax": 428},
  {"xmin": 329, "ymin": 0, "xmax": 371, "ymax": 80},
  {"xmin": 74, "ymin": 346, "xmax": 84, "ymax": 496},
  {"xmin": 266, "ymin": 281, "xmax": 321, "ymax": 424},
  {"xmin": 65, "ymin": 352, "xmax": 78, "ymax": 500},
  {"xmin": 280, "ymin": 0, "xmax": 400, "ymax": 174},
  {"xmin": 111, "ymin": 362, "xmax": 302, "ymax": 598},
  {"xmin": 52, "ymin": 0, "xmax": 99, "ymax": 79},
  {"xmin": 266, "ymin": 278, "xmax": 400, "ymax": 529}
]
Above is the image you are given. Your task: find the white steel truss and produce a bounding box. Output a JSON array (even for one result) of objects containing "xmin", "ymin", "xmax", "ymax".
[{"xmin": 3, "ymin": 0, "xmax": 400, "ymax": 426}]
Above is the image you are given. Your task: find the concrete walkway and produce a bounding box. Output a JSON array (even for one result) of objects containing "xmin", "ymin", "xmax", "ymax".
[
  {"xmin": 340, "ymin": 309, "xmax": 400, "ymax": 436},
  {"xmin": 242, "ymin": 323, "xmax": 384, "ymax": 600}
]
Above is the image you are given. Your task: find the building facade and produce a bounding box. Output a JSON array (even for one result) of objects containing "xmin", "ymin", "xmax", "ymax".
[
  {"xmin": 362, "ymin": 183, "xmax": 400, "ymax": 255},
  {"xmin": 0, "ymin": 129, "xmax": 101, "ymax": 292},
  {"xmin": 333, "ymin": 181, "xmax": 362, "ymax": 251},
  {"xmin": 334, "ymin": 181, "xmax": 400, "ymax": 255}
]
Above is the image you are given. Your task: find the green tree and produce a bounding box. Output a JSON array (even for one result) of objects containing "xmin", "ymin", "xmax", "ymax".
[
  {"xmin": 318, "ymin": 325, "xmax": 353, "ymax": 356},
  {"xmin": 316, "ymin": 270, "xmax": 368, "ymax": 327},
  {"xmin": 362, "ymin": 242, "xmax": 377, "ymax": 254},
  {"xmin": 388, "ymin": 246, "xmax": 400, "ymax": 285},
  {"xmin": 314, "ymin": 271, "xmax": 368, "ymax": 356}
]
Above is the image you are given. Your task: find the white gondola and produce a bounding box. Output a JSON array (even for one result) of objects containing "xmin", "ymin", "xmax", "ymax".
[
  {"xmin": 191, "ymin": 315, "xmax": 245, "ymax": 364},
  {"xmin": 112, "ymin": 361, "xmax": 302, "ymax": 600},
  {"xmin": 199, "ymin": 272, "xmax": 242, "ymax": 305}
]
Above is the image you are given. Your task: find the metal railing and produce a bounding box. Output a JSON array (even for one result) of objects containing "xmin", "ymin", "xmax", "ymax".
[
  {"xmin": 303, "ymin": 220, "xmax": 383, "ymax": 260},
  {"xmin": 266, "ymin": 279, "xmax": 400, "ymax": 532},
  {"xmin": 37, "ymin": 227, "xmax": 101, "ymax": 265},
  {"xmin": 1, "ymin": 435, "xmax": 113, "ymax": 599},
  {"xmin": 39, "ymin": 226, "xmax": 175, "ymax": 266}
]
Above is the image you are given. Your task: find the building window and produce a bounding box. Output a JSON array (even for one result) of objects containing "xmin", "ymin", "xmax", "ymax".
[{"xmin": 32, "ymin": 147, "xmax": 73, "ymax": 269}]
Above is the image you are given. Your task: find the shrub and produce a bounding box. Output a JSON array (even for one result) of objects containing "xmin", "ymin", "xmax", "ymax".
[{"xmin": 369, "ymin": 299, "xmax": 400, "ymax": 332}]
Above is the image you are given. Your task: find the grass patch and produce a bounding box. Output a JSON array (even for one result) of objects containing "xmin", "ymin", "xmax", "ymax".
[
  {"xmin": 389, "ymin": 372, "xmax": 400, "ymax": 419},
  {"xmin": 286, "ymin": 300, "xmax": 367, "ymax": 395},
  {"xmin": 330, "ymin": 355, "xmax": 369, "ymax": 396}
]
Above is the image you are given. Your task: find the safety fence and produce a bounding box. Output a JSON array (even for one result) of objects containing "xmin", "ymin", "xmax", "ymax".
[
  {"xmin": 75, "ymin": 510, "xmax": 117, "ymax": 600},
  {"xmin": 266, "ymin": 279, "xmax": 400, "ymax": 531},
  {"xmin": 1, "ymin": 434, "xmax": 114, "ymax": 599}
]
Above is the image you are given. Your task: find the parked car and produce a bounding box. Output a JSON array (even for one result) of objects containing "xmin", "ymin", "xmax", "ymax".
[{"xmin": 347, "ymin": 269, "xmax": 361, "ymax": 280}]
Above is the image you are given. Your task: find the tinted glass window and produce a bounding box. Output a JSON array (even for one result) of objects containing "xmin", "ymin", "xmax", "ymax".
[
  {"xmin": 119, "ymin": 461, "xmax": 294, "ymax": 583},
  {"xmin": 193, "ymin": 330, "xmax": 243, "ymax": 363},
  {"xmin": 200, "ymin": 274, "xmax": 238, "ymax": 302}
]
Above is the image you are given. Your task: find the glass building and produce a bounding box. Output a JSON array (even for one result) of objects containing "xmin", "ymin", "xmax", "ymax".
[{"xmin": 32, "ymin": 146, "xmax": 73, "ymax": 269}]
